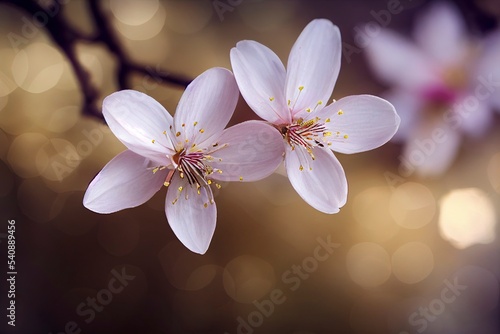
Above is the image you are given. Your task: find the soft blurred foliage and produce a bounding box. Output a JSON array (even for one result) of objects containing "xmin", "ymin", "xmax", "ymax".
[{"xmin": 0, "ymin": 0, "xmax": 499, "ymax": 333}]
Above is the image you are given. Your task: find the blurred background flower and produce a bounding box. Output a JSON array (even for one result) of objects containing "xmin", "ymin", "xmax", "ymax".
[
  {"xmin": 364, "ymin": 1, "xmax": 500, "ymax": 177},
  {"xmin": 0, "ymin": 0, "xmax": 499, "ymax": 333}
]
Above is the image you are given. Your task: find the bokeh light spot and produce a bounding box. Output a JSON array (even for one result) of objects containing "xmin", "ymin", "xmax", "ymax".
[
  {"xmin": 352, "ymin": 187, "xmax": 399, "ymax": 242},
  {"xmin": 7, "ymin": 132, "xmax": 49, "ymax": 178},
  {"xmin": 439, "ymin": 188, "xmax": 496, "ymax": 249},
  {"xmin": 77, "ymin": 51, "xmax": 104, "ymax": 87},
  {"xmin": 158, "ymin": 241, "xmax": 216, "ymax": 291},
  {"xmin": 0, "ymin": 48, "xmax": 18, "ymax": 97},
  {"xmin": 391, "ymin": 242, "xmax": 434, "ymax": 284},
  {"xmin": 185, "ymin": 264, "xmax": 221, "ymax": 291},
  {"xmin": 110, "ymin": 0, "xmax": 160, "ymax": 26},
  {"xmin": 11, "ymin": 43, "xmax": 64, "ymax": 93},
  {"xmin": 346, "ymin": 242, "xmax": 391, "ymax": 288},
  {"xmin": 113, "ymin": 2, "xmax": 166, "ymax": 40},
  {"xmin": 390, "ymin": 182, "xmax": 436, "ymax": 229},
  {"xmin": 44, "ymin": 105, "xmax": 80, "ymax": 133},
  {"xmin": 223, "ymin": 255, "xmax": 275, "ymax": 303},
  {"xmin": 36, "ymin": 138, "xmax": 81, "ymax": 181}
]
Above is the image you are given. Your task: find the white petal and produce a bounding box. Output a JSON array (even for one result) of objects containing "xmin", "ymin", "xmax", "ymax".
[
  {"xmin": 173, "ymin": 67, "xmax": 239, "ymax": 147},
  {"xmin": 165, "ymin": 173, "xmax": 216, "ymax": 254},
  {"xmin": 456, "ymin": 96, "xmax": 493, "ymax": 138},
  {"xmin": 209, "ymin": 120, "xmax": 284, "ymax": 182},
  {"xmin": 83, "ymin": 150, "xmax": 167, "ymax": 214},
  {"xmin": 285, "ymin": 145, "xmax": 347, "ymax": 214},
  {"xmin": 230, "ymin": 41, "xmax": 290, "ymax": 124},
  {"xmin": 324, "ymin": 95, "xmax": 400, "ymax": 154},
  {"xmin": 414, "ymin": 2, "xmax": 467, "ymax": 66},
  {"xmin": 401, "ymin": 119, "xmax": 461, "ymax": 178},
  {"xmin": 103, "ymin": 90, "xmax": 174, "ymax": 164},
  {"xmin": 383, "ymin": 89, "xmax": 423, "ymax": 142},
  {"xmin": 364, "ymin": 29, "xmax": 438, "ymax": 89},
  {"xmin": 474, "ymin": 31, "xmax": 500, "ymax": 111},
  {"xmin": 285, "ymin": 19, "xmax": 341, "ymax": 116}
]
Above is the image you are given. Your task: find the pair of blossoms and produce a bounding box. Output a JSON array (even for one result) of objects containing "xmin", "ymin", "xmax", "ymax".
[{"xmin": 84, "ymin": 19, "xmax": 400, "ymax": 254}]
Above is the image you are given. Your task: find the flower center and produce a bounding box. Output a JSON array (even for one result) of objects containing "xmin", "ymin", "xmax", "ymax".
[
  {"xmin": 285, "ymin": 117, "xmax": 327, "ymax": 151},
  {"xmin": 278, "ymin": 112, "xmax": 348, "ymax": 171},
  {"xmin": 172, "ymin": 149, "xmax": 214, "ymax": 188},
  {"xmin": 149, "ymin": 127, "xmax": 228, "ymax": 206},
  {"xmin": 421, "ymin": 65, "xmax": 469, "ymax": 109}
]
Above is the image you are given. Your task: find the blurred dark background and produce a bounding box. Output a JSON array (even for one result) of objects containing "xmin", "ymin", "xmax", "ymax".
[{"xmin": 0, "ymin": 0, "xmax": 499, "ymax": 333}]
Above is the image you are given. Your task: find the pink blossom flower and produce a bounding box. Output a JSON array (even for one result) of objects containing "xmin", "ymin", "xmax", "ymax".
[
  {"xmin": 83, "ymin": 68, "xmax": 284, "ymax": 254},
  {"xmin": 364, "ymin": 2, "xmax": 500, "ymax": 177},
  {"xmin": 230, "ymin": 19, "xmax": 400, "ymax": 213}
]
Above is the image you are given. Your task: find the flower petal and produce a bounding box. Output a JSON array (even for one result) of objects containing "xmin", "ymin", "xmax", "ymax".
[
  {"xmin": 103, "ymin": 90, "xmax": 175, "ymax": 164},
  {"xmin": 402, "ymin": 119, "xmax": 461, "ymax": 177},
  {"xmin": 475, "ymin": 31, "xmax": 500, "ymax": 111},
  {"xmin": 414, "ymin": 2, "xmax": 467, "ymax": 66},
  {"xmin": 285, "ymin": 145, "xmax": 347, "ymax": 214},
  {"xmin": 383, "ymin": 89, "xmax": 422, "ymax": 143},
  {"xmin": 208, "ymin": 120, "xmax": 285, "ymax": 182},
  {"xmin": 83, "ymin": 150, "xmax": 167, "ymax": 214},
  {"xmin": 323, "ymin": 95, "xmax": 400, "ymax": 154},
  {"xmin": 230, "ymin": 41, "xmax": 290, "ymax": 124},
  {"xmin": 165, "ymin": 173, "xmax": 216, "ymax": 254},
  {"xmin": 364, "ymin": 29, "xmax": 438, "ymax": 89},
  {"xmin": 285, "ymin": 19, "xmax": 341, "ymax": 116},
  {"xmin": 173, "ymin": 67, "xmax": 239, "ymax": 147},
  {"xmin": 456, "ymin": 96, "xmax": 493, "ymax": 138}
]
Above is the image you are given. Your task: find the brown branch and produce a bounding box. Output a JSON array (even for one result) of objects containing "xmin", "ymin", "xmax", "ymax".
[{"xmin": 0, "ymin": 0, "xmax": 192, "ymax": 121}]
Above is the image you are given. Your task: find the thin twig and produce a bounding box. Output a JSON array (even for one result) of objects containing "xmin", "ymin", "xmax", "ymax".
[{"xmin": 0, "ymin": 0, "xmax": 192, "ymax": 121}]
